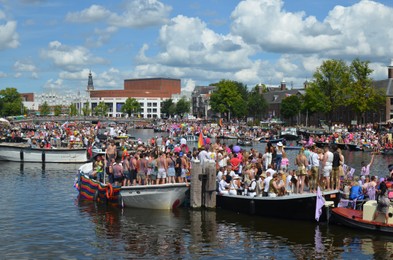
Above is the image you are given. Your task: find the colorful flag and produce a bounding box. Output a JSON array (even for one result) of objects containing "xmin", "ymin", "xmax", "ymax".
[
  {"xmin": 197, "ymin": 131, "xmax": 204, "ymax": 149},
  {"xmin": 315, "ymin": 186, "xmax": 325, "ymax": 222}
]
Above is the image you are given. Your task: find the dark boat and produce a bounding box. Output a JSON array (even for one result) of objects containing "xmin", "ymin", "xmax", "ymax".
[
  {"xmin": 280, "ymin": 127, "xmax": 299, "ymax": 141},
  {"xmin": 331, "ymin": 204, "xmax": 393, "ymax": 234},
  {"xmin": 346, "ymin": 143, "xmax": 363, "ymax": 151},
  {"xmin": 283, "ymin": 145, "xmax": 303, "ymax": 150},
  {"xmin": 237, "ymin": 138, "xmax": 253, "ymax": 146},
  {"xmin": 259, "ymin": 137, "xmax": 284, "ymax": 143},
  {"xmin": 216, "ymin": 190, "xmax": 340, "ymax": 222}
]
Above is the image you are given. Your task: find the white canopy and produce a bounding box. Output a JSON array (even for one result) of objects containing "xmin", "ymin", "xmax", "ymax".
[{"xmin": 0, "ymin": 118, "xmax": 11, "ymax": 127}]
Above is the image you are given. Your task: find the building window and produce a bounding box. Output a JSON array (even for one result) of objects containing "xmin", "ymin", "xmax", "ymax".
[
  {"xmin": 139, "ymin": 102, "xmax": 143, "ymax": 107},
  {"xmin": 147, "ymin": 114, "xmax": 152, "ymax": 118},
  {"xmin": 152, "ymin": 103, "xmax": 157, "ymax": 107},
  {"xmin": 153, "ymin": 108, "xmax": 157, "ymax": 113},
  {"xmin": 147, "ymin": 102, "xmax": 152, "ymax": 107},
  {"xmin": 390, "ymin": 98, "xmax": 393, "ymax": 105},
  {"xmin": 147, "ymin": 108, "xmax": 152, "ymax": 113},
  {"xmin": 153, "ymin": 114, "xmax": 157, "ymax": 118}
]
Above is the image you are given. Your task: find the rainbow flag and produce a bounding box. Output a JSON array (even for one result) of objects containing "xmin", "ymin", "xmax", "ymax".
[{"xmin": 198, "ymin": 132, "xmax": 204, "ymax": 149}]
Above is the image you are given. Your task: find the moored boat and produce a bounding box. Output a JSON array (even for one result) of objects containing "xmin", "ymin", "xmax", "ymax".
[
  {"xmin": 237, "ymin": 137, "xmax": 253, "ymax": 146},
  {"xmin": 76, "ymin": 160, "xmax": 189, "ymax": 210},
  {"xmin": 259, "ymin": 137, "xmax": 284, "ymax": 143},
  {"xmin": 120, "ymin": 183, "xmax": 189, "ymax": 210},
  {"xmin": 331, "ymin": 201, "xmax": 393, "ymax": 234},
  {"xmin": 280, "ymin": 127, "xmax": 299, "ymax": 140},
  {"xmin": 216, "ymin": 190, "xmax": 340, "ymax": 221},
  {"xmin": 0, "ymin": 142, "xmax": 88, "ymax": 163}
]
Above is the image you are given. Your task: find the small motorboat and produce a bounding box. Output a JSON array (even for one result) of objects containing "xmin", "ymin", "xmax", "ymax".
[{"xmin": 331, "ymin": 200, "xmax": 393, "ymax": 234}]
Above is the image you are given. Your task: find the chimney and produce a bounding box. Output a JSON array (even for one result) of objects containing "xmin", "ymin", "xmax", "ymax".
[
  {"xmin": 389, "ymin": 59, "xmax": 393, "ymax": 79},
  {"xmin": 280, "ymin": 80, "xmax": 286, "ymax": 90},
  {"xmin": 303, "ymin": 80, "xmax": 309, "ymax": 89}
]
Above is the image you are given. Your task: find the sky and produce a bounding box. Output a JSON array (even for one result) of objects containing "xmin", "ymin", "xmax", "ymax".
[{"xmin": 1, "ymin": 0, "xmax": 393, "ymax": 95}]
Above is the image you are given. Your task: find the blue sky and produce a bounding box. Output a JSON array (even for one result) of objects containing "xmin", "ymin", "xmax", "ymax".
[{"xmin": 1, "ymin": 0, "xmax": 393, "ymax": 95}]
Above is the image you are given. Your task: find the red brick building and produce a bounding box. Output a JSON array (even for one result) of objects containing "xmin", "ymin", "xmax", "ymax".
[{"xmin": 89, "ymin": 78, "xmax": 181, "ymax": 99}]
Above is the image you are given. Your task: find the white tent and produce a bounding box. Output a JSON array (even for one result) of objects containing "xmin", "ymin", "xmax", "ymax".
[{"xmin": 0, "ymin": 118, "xmax": 11, "ymax": 127}]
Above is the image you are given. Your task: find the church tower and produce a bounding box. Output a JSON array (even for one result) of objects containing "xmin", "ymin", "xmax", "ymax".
[{"xmin": 87, "ymin": 70, "xmax": 94, "ymax": 91}]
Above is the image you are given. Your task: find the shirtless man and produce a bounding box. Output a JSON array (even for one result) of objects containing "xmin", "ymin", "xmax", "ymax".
[
  {"xmin": 157, "ymin": 152, "xmax": 168, "ymax": 184},
  {"xmin": 295, "ymin": 148, "xmax": 308, "ymax": 194},
  {"xmin": 106, "ymin": 140, "xmax": 117, "ymax": 161}
]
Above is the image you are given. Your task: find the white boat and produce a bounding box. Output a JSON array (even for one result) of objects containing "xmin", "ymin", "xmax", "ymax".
[
  {"xmin": 280, "ymin": 127, "xmax": 299, "ymax": 140},
  {"xmin": 0, "ymin": 143, "xmax": 88, "ymax": 163},
  {"xmin": 77, "ymin": 158, "xmax": 189, "ymax": 210},
  {"xmin": 120, "ymin": 183, "xmax": 189, "ymax": 210}
]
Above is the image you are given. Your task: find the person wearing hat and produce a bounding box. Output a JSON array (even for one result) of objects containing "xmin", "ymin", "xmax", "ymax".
[
  {"xmin": 229, "ymin": 175, "xmax": 241, "ymax": 195},
  {"xmin": 275, "ymin": 142, "xmax": 284, "ymax": 171}
]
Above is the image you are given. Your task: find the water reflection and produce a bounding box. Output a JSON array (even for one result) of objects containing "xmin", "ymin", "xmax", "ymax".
[{"xmin": 75, "ymin": 200, "xmax": 393, "ymax": 258}]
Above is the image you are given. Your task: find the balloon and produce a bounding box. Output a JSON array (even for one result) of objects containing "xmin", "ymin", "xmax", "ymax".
[{"xmin": 233, "ymin": 145, "xmax": 241, "ymax": 153}]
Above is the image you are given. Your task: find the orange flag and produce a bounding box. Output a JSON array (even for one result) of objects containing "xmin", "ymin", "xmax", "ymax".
[{"xmin": 198, "ymin": 132, "xmax": 204, "ymax": 149}]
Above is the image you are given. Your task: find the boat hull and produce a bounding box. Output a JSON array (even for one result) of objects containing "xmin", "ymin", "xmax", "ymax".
[
  {"xmin": 216, "ymin": 190, "xmax": 340, "ymax": 221},
  {"xmin": 331, "ymin": 207, "xmax": 393, "ymax": 234},
  {"xmin": 0, "ymin": 143, "xmax": 88, "ymax": 163},
  {"xmin": 78, "ymin": 174, "xmax": 121, "ymax": 204},
  {"xmin": 120, "ymin": 184, "xmax": 189, "ymax": 210}
]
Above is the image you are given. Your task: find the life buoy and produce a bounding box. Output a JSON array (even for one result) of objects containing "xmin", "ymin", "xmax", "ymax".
[{"xmin": 106, "ymin": 183, "xmax": 114, "ymax": 199}]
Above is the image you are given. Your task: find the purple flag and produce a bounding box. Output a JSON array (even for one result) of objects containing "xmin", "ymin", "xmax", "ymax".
[{"xmin": 315, "ymin": 186, "xmax": 325, "ymax": 222}]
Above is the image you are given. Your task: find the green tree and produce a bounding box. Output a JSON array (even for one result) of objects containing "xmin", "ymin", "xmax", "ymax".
[
  {"xmin": 121, "ymin": 98, "xmax": 141, "ymax": 117},
  {"xmin": 309, "ymin": 59, "xmax": 351, "ymax": 123},
  {"xmin": 69, "ymin": 103, "xmax": 78, "ymax": 116},
  {"xmin": 209, "ymin": 80, "xmax": 246, "ymax": 120},
  {"xmin": 0, "ymin": 87, "xmax": 24, "ymax": 117},
  {"xmin": 54, "ymin": 105, "xmax": 62, "ymax": 116},
  {"xmin": 247, "ymin": 85, "xmax": 268, "ymax": 120},
  {"xmin": 94, "ymin": 101, "xmax": 108, "ymax": 117},
  {"xmin": 175, "ymin": 97, "xmax": 190, "ymax": 117},
  {"xmin": 81, "ymin": 102, "xmax": 91, "ymax": 117},
  {"xmin": 40, "ymin": 101, "xmax": 50, "ymax": 116},
  {"xmin": 281, "ymin": 95, "xmax": 301, "ymax": 125},
  {"xmin": 161, "ymin": 99, "xmax": 175, "ymax": 118},
  {"xmin": 346, "ymin": 58, "xmax": 386, "ymax": 123}
]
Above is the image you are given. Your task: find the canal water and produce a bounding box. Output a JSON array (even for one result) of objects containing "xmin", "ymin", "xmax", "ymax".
[{"xmin": 1, "ymin": 129, "xmax": 393, "ymax": 259}]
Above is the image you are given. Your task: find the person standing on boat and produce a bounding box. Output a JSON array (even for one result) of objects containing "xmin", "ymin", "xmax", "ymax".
[
  {"xmin": 295, "ymin": 148, "xmax": 308, "ymax": 194},
  {"xmin": 275, "ymin": 142, "xmax": 284, "ymax": 171},
  {"xmin": 129, "ymin": 153, "xmax": 138, "ymax": 186},
  {"xmin": 112, "ymin": 159, "xmax": 124, "ymax": 186},
  {"xmin": 360, "ymin": 153, "xmax": 375, "ymax": 177},
  {"xmin": 122, "ymin": 154, "xmax": 131, "ymax": 186},
  {"xmin": 157, "ymin": 152, "xmax": 168, "ymax": 184},
  {"xmin": 262, "ymin": 146, "xmax": 273, "ymax": 171},
  {"xmin": 373, "ymin": 181, "xmax": 390, "ymax": 224},
  {"xmin": 321, "ymin": 145, "xmax": 333, "ymax": 190},
  {"xmin": 166, "ymin": 152, "xmax": 176, "ymax": 184},
  {"xmin": 137, "ymin": 153, "xmax": 147, "ymax": 185},
  {"xmin": 308, "ymin": 146, "xmax": 319, "ymax": 193},
  {"xmin": 331, "ymin": 144, "xmax": 342, "ymax": 190},
  {"xmin": 106, "ymin": 140, "xmax": 117, "ymax": 161}
]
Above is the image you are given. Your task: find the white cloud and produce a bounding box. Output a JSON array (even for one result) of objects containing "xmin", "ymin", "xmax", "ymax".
[
  {"xmin": 14, "ymin": 60, "xmax": 37, "ymax": 72},
  {"xmin": 66, "ymin": 0, "xmax": 171, "ymax": 28},
  {"xmin": 182, "ymin": 78, "xmax": 195, "ymax": 92},
  {"xmin": 230, "ymin": 0, "xmax": 393, "ymax": 60},
  {"xmin": 14, "ymin": 72, "xmax": 22, "ymax": 78},
  {"xmin": 59, "ymin": 68, "xmax": 92, "ymax": 80},
  {"xmin": 44, "ymin": 78, "xmax": 63, "ymax": 91},
  {"xmin": 65, "ymin": 5, "xmax": 111, "ymax": 23},
  {"xmin": 0, "ymin": 10, "xmax": 19, "ymax": 50},
  {"xmin": 41, "ymin": 41, "xmax": 106, "ymax": 71},
  {"xmin": 0, "ymin": 71, "xmax": 7, "ymax": 77}
]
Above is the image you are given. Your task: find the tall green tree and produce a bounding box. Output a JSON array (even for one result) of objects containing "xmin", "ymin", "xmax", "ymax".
[
  {"xmin": 0, "ymin": 87, "xmax": 24, "ymax": 117},
  {"xmin": 247, "ymin": 85, "xmax": 268, "ymax": 120},
  {"xmin": 161, "ymin": 99, "xmax": 175, "ymax": 118},
  {"xmin": 281, "ymin": 95, "xmax": 301, "ymax": 125},
  {"xmin": 94, "ymin": 101, "xmax": 108, "ymax": 117},
  {"xmin": 209, "ymin": 80, "xmax": 246, "ymax": 120},
  {"xmin": 175, "ymin": 97, "xmax": 190, "ymax": 117},
  {"xmin": 40, "ymin": 101, "xmax": 50, "ymax": 116},
  {"xmin": 69, "ymin": 103, "xmax": 78, "ymax": 116},
  {"xmin": 54, "ymin": 105, "xmax": 62, "ymax": 116},
  {"xmin": 121, "ymin": 98, "xmax": 141, "ymax": 117},
  {"xmin": 346, "ymin": 58, "xmax": 385, "ymax": 123},
  {"xmin": 308, "ymin": 59, "xmax": 351, "ymax": 123},
  {"xmin": 81, "ymin": 102, "xmax": 91, "ymax": 117}
]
